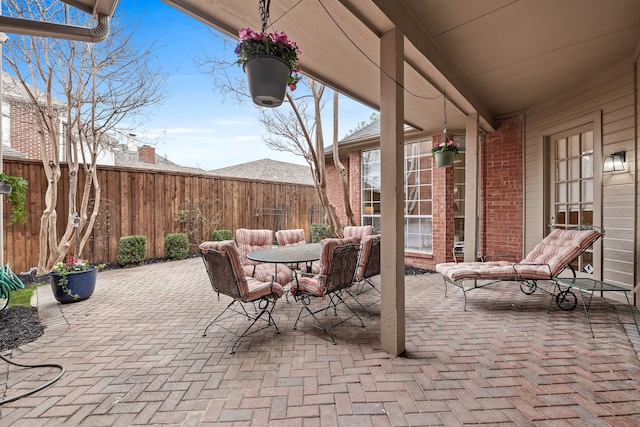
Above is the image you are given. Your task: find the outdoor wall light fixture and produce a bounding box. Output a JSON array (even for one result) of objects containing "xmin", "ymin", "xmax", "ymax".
[{"xmin": 602, "ymin": 151, "xmax": 626, "ymax": 172}]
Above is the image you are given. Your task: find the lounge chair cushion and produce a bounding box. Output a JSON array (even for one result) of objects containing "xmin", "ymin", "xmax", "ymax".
[
  {"xmin": 437, "ymin": 261, "xmax": 516, "ymax": 282},
  {"xmin": 437, "ymin": 227, "xmax": 602, "ymax": 282},
  {"xmin": 516, "ymin": 228, "xmax": 601, "ymax": 278}
]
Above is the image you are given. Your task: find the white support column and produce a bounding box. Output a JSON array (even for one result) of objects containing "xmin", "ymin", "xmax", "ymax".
[
  {"xmin": 464, "ymin": 114, "xmax": 479, "ymax": 261},
  {"xmin": 379, "ymin": 27, "xmax": 405, "ymax": 356}
]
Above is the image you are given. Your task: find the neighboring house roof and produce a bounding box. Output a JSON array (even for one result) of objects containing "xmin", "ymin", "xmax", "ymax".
[
  {"xmin": 326, "ymin": 120, "xmax": 417, "ymax": 156},
  {"xmin": 2, "ymin": 72, "xmax": 65, "ymax": 108},
  {"xmin": 209, "ymin": 158, "xmax": 313, "ymax": 185},
  {"xmin": 113, "ymin": 147, "xmax": 204, "ymax": 173},
  {"xmin": 342, "ymin": 120, "xmax": 382, "ymax": 143},
  {"xmin": 2, "ymin": 144, "xmax": 28, "ymax": 159}
]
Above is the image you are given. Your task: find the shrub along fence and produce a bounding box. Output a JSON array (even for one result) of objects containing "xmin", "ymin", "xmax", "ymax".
[{"xmin": 2, "ymin": 158, "xmax": 322, "ymax": 273}]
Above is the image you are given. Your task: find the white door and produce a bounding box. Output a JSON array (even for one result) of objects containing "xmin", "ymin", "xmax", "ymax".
[{"xmin": 548, "ymin": 124, "xmax": 601, "ymax": 278}]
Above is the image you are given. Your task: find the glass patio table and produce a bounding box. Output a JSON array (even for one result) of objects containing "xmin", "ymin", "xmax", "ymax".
[
  {"xmin": 553, "ymin": 276, "xmax": 640, "ymax": 338},
  {"xmin": 248, "ymin": 243, "xmax": 322, "ymax": 302},
  {"xmin": 247, "ymin": 243, "xmax": 321, "ymax": 267}
]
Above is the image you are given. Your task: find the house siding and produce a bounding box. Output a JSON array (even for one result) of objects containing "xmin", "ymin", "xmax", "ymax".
[{"xmin": 524, "ymin": 59, "xmax": 637, "ymax": 293}]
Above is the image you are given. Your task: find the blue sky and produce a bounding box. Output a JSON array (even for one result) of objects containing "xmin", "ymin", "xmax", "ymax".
[{"xmin": 119, "ymin": 1, "xmax": 375, "ymax": 171}]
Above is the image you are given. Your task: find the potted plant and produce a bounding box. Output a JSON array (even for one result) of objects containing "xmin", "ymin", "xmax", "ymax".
[
  {"xmin": 235, "ymin": 27, "xmax": 301, "ymax": 107},
  {"xmin": 431, "ymin": 138, "xmax": 460, "ymax": 167},
  {"xmin": 0, "ymin": 173, "xmax": 28, "ymax": 225},
  {"xmin": 49, "ymin": 256, "xmax": 98, "ymax": 303}
]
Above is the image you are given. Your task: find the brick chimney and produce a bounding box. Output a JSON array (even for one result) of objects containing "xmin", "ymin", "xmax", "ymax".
[{"xmin": 138, "ymin": 145, "xmax": 155, "ymax": 163}]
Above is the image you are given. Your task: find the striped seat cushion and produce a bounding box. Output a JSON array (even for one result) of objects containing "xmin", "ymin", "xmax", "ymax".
[
  {"xmin": 199, "ymin": 240, "xmax": 283, "ymax": 302},
  {"xmin": 355, "ymin": 234, "xmax": 380, "ymax": 280},
  {"xmin": 276, "ymin": 229, "xmax": 306, "ymax": 246},
  {"xmin": 290, "ymin": 236, "xmax": 360, "ymax": 297},
  {"xmin": 245, "ymin": 262, "xmax": 294, "ymax": 287},
  {"xmin": 235, "ymin": 228, "xmax": 275, "ymax": 261},
  {"xmin": 518, "ymin": 228, "xmax": 601, "ymax": 277},
  {"xmin": 436, "ymin": 261, "xmax": 517, "ymax": 282},
  {"xmin": 343, "ymin": 225, "xmax": 374, "ymax": 239}
]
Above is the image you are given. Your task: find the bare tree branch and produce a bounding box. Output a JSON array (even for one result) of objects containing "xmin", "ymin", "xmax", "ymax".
[{"xmin": 3, "ymin": 0, "xmax": 168, "ymax": 272}]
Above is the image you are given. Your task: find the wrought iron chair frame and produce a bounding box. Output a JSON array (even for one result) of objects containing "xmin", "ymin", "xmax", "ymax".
[
  {"xmin": 200, "ymin": 242, "xmax": 283, "ymax": 354},
  {"xmin": 291, "ymin": 242, "xmax": 364, "ymax": 345}
]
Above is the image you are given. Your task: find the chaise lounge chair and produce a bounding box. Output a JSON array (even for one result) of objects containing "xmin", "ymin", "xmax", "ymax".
[{"xmin": 436, "ymin": 224, "xmax": 604, "ymax": 310}]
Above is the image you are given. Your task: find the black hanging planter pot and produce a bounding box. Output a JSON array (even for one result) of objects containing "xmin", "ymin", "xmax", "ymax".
[
  {"xmin": 243, "ymin": 54, "xmax": 291, "ymax": 108},
  {"xmin": 0, "ymin": 180, "xmax": 12, "ymax": 195},
  {"xmin": 49, "ymin": 268, "xmax": 98, "ymax": 303}
]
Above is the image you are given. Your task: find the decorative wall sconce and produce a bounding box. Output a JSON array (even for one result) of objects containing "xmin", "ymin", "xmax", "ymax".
[{"xmin": 602, "ymin": 151, "xmax": 626, "ymax": 172}]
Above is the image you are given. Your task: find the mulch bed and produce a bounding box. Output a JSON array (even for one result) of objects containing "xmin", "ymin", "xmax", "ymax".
[{"xmin": 0, "ymin": 306, "xmax": 44, "ymax": 352}]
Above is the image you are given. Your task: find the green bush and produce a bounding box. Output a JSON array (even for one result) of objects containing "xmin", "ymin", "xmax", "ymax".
[
  {"xmin": 211, "ymin": 229, "xmax": 233, "ymax": 241},
  {"xmin": 310, "ymin": 223, "xmax": 331, "ymax": 243},
  {"xmin": 117, "ymin": 235, "xmax": 147, "ymax": 266},
  {"xmin": 165, "ymin": 233, "xmax": 189, "ymax": 260}
]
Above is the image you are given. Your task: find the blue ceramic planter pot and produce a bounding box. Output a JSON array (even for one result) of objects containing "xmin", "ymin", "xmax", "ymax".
[{"xmin": 50, "ymin": 268, "xmax": 97, "ymax": 304}]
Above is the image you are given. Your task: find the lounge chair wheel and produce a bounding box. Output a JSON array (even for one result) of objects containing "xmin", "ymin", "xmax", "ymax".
[
  {"xmin": 556, "ymin": 290, "xmax": 577, "ymax": 311},
  {"xmin": 520, "ymin": 281, "xmax": 537, "ymax": 295}
]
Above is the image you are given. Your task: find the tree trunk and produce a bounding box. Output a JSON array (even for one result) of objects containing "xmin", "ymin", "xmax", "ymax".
[{"xmin": 333, "ymin": 92, "xmax": 356, "ymax": 226}]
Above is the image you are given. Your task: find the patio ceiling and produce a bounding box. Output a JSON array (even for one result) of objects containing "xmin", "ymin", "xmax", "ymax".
[{"xmin": 164, "ymin": 0, "xmax": 640, "ymax": 137}]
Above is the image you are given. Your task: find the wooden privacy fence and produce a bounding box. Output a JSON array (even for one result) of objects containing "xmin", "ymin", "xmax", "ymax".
[{"xmin": 2, "ymin": 159, "xmax": 322, "ymax": 273}]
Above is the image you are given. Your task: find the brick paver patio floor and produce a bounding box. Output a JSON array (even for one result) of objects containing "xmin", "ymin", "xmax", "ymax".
[{"xmin": 1, "ymin": 257, "xmax": 640, "ymax": 426}]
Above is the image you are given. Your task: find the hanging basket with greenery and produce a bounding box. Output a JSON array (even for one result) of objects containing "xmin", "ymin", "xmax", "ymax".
[{"xmin": 0, "ymin": 173, "xmax": 28, "ymax": 225}]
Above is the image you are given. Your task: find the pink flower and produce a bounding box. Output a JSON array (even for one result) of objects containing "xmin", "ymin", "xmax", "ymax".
[
  {"xmin": 238, "ymin": 28, "xmax": 262, "ymax": 41},
  {"xmin": 272, "ymin": 30, "xmax": 289, "ymax": 44},
  {"xmin": 288, "ymin": 83, "xmax": 297, "ymax": 91}
]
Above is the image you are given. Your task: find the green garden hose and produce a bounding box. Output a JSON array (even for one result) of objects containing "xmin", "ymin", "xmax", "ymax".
[{"xmin": 0, "ymin": 264, "xmax": 24, "ymax": 309}]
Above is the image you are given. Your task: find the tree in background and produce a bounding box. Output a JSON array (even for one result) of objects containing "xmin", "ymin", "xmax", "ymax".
[
  {"xmin": 200, "ymin": 35, "xmax": 357, "ymax": 236},
  {"xmin": 3, "ymin": 0, "xmax": 166, "ymax": 272},
  {"xmin": 259, "ymin": 80, "xmax": 354, "ymax": 237}
]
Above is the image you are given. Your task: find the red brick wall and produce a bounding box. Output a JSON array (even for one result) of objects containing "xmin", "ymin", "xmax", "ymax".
[
  {"xmin": 431, "ymin": 134, "xmax": 456, "ymax": 265},
  {"xmin": 325, "ymin": 156, "xmax": 353, "ymax": 226},
  {"xmin": 10, "ymin": 102, "xmax": 57, "ymax": 160},
  {"xmin": 348, "ymin": 151, "xmax": 361, "ymax": 222},
  {"xmin": 480, "ymin": 115, "xmax": 524, "ymax": 258},
  {"xmin": 322, "ymin": 115, "xmax": 525, "ymax": 269}
]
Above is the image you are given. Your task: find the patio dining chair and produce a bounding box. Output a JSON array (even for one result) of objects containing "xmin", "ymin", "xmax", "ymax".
[
  {"xmin": 343, "ymin": 225, "xmax": 374, "ymax": 239},
  {"xmin": 289, "ymin": 236, "xmax": 364, "ymax": 344},
  {"xmin": 235, "ymin": 228, "xmax": 294, "ymax": 286},
  {"xmin": 276, "ymin": 228, "xmax": 320, "ymax": 273},
  {"xmin": 341, "ymin": 234, "xmax": 382, "ymax": 319},
  {"xmin": 354, "ymin": 234, "xmax": 381, "ymax": 294},
  {"xmin": 199, "ymin": 240, "xmax": 284, "ymax": 354},
  {"xmin": 275, "ymin": 229, "xmax": 306, "ymax": 246}
]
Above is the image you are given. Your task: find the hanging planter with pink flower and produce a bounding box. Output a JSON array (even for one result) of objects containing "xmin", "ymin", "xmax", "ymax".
[
  {"xmin": 234, "ymin": 0, "xmax": 301, "ymax": 108},
  {"xmin": 235, "ymin": 27, "xmax": 301, "ymax": 107}
]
